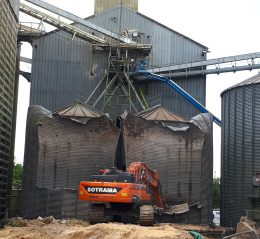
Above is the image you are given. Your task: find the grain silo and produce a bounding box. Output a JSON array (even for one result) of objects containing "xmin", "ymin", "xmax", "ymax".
[
  {"xmin": 21, "ymin": 103, "xmax": 120, "ymax": 219},
  {"xmin": 221, "ymin": 73, "xmax": 260, "ymax": 227},
  {"xmin": 0, "ymin": 0, "xmax": 19, "ymax": 225},
  {"xmin": 29, "ymin": 0, "xmax": 208, "ymax": 120},
  {"xmin": 123, "ymin": 111, "xmax": 213, "ymax": 224}
]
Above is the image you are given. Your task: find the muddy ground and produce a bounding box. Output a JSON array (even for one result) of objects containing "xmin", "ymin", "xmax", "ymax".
[{"xmin": 0, "ymin": 217, "xmax": 230, "ymax": 239}]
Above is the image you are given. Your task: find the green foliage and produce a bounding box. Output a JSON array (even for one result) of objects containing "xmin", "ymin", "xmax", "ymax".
[
  {"xmin": 12, "ymin": 164, "xmax": 23, "ymax": 189},
  {"xmin": 213, "ymin": 177, "xmax": 220, "ymax": 209}
]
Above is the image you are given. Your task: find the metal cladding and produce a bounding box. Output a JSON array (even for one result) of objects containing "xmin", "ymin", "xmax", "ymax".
[
  {"xmin": 9, "ymin": 0, "xmax": 19, "ymax": 17},
  {"xmin": 221, "ymin": 73, "xmax": 260, "ymax": 227},
  {"xmin": 21, "ymin": 105, "xmax": 120, "ymax": 219},
  {"xmin": 0, "ymin": 0, "xmax": 18, "ymax": 224},
  {"xmin": 95, "ymin": 0, "xmax": 138, "ymax": 14},
  {"xmin": 30, "ymin": 6, "xmax": 207, "ymax": 119},
  {"xmin": 123, "ymin": 112, "xmax": 213, "ymax": 224}
]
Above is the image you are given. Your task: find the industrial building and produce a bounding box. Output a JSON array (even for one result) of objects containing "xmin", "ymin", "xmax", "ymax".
[
  {"xmin": 29, "ymin": 0, "xmax": 208, "ymax": 119},
  {"xmin": 0, "ymin": 0, "xmax": 19, "ymax": 225}
]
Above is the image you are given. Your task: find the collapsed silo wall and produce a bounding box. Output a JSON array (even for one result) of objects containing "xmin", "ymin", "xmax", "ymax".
[
  {"xmin": 21, "ymin": 106, "xmax": 51, "ymax": 218},
  {"xmin": 123, "ymin": 113, "xmax": 213, "ymax": 224},
  {"xmin": 21, "ymin": 106, "xmax": 120, "ymax": 219}
]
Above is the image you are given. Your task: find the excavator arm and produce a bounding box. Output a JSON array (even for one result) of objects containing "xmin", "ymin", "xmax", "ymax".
[{"xmin": 127, "ymin": 162, "xmax": 164, "ymax": 208}]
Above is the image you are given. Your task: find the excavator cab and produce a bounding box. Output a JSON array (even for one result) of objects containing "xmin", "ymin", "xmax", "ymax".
[{"xmin": 79, "ymin": 163, "xmax": 158, "ymax": 225}]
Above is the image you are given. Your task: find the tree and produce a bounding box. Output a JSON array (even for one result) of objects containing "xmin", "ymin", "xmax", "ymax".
[
  {"xmin": 12, "ymin": 164, "xmax": 23, "ymax": 189},
  {"xmin": 213, "ymin": 177, "xmax": 220, "ymax": 209}
]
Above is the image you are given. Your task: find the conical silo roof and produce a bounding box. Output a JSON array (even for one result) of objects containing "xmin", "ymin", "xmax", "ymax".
[
  {"xmin": 221, "ymin": 73, "xmax": 260, "ymax": 95},
  {"xmin": 54, "ymin": 102, "xmax": 101, "ymax": 120},
  {"xmin": 138, "ymin": 105, "xmax": 187, "ymax": 122}
]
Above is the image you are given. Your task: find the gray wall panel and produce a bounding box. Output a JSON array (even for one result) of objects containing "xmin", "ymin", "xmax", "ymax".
[
  {"xmin": 31, "ymin": 32, "xmax": 108, "ymax": 111},
  {"xmin": 8, "ymin": 0, "xmax": 19, "ymax": 18},
  {"xmin": 88, "ymin": 7, "xmax": 206, "ymax": 67},
  {"xmin": 0, "ymin": 0, "xmax": 18, "ymax": 224}
]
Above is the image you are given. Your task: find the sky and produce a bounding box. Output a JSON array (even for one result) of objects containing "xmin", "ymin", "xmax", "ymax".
[{"xmin": 16, "ymin": 0, "xmax": 260, "ymax": 177}]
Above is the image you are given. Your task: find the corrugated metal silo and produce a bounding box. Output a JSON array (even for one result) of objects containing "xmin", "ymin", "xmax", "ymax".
[
  {"xmin": 95, "ymin": 0, "xmax": 138, "ymax": 14},
  {"xmin": 123, "ymin": 112, "xmax": 213, "ymax": 224},
  {"xmin": 0, "ymin": 0, "xmax": 18, "ymax": 224},
  {"xmin": 21, "ymin": 104, "xmax": 120, "ymax": 219},
  {"xmin": 221, "ymin": 73, "xmax": 260, "ymax": 227}
]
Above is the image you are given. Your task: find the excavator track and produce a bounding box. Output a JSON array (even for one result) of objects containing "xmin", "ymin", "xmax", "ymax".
[
  {"xmin": 89, "ymin": 204, "xmax": 107, "ymax": 223},
  {"xmin": 139, "ymin": 205, "xmax": 154, "ymax": 226}
]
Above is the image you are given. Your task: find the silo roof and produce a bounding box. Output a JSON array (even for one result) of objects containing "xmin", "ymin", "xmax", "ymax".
[
  {"xmin": 53, "ymin": 102, "xmax": 101, "ymax": 119},
  {"xmin": 221, "ymin": 73, "xmax": 260, "ymax": 95},
  {"xmin": 138, "ymin": 105, "xmax": 187, "ymax": 122}
]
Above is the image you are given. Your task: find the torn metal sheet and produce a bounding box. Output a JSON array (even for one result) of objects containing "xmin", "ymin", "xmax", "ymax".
[
  {"xmin": 123, "ymin": 112, "xmax": 213, "ymax": 224},
  {"xmin": 21, "ymin": 105, "xmax": 120, "ymax": 219}
]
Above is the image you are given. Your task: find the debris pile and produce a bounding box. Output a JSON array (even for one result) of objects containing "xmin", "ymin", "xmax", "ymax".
[{"xmin": 1, "ymin": 218, "xmax": 197, "ymax": 239}]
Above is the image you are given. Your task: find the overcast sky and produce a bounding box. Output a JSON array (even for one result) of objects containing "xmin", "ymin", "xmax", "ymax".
[{"xmin": 17, "ymin": 0, "xmax": 260, "ymax": 177}]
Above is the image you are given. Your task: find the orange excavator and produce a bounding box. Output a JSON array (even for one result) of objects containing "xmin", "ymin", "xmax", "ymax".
[{"xmin": 79, "ymin": 162, "xmax": 164, "ymax": 225}]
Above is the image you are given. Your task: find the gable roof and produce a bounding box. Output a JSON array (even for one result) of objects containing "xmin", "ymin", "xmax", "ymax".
[
  {"xmin": 91, "ymin": 5, "xmax": 208, "ymax": 49},
  {"xmin": 35, "ymin": 5, "xmax": 207, "ymax": 50}
]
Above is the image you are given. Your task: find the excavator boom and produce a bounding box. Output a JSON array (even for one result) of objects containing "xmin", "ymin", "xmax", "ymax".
[{"xmin": 127, "ymin": 162, "xmax": 164, "ymax": 208}]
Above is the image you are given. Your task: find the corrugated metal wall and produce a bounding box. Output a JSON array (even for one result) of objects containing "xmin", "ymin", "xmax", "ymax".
[
  {"xmin": 95, "ymin": 0, "xmax": 138, "ymax": 14},
  {"xmin": 9, "ymin": 0, "xmax": 19, "ymax": 17},
  {"xmin": 0, "ymin": 0, "xmax": 18, "ymax": 224},
  {"xmin": 31, "ymin": 31, "xmax": 107, "ymax": 112},
  {"xmin": 123, "ymin": 113, "xmax": 213, "ymax": 224},
  {"xmin": 30, "ymin": 6, "xmax": 206, "ymax": 119},
  {"xmin": 21, "ymin": 106, "xmax": 120, "ymax": 218},
  {"xmin": 88, "ymin": 7, "xmax": 206, "ymax": 67},
  {"xmin": 36, "ymin": 115, "xmax": 119, "ymax": 189},
  {"xmin": 221, "ymin": 76, "xmax": 260, "ymax": 227}
]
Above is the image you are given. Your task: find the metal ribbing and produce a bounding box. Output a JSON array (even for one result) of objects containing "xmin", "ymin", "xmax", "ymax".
[
  {"xmin": 88, "ymin": 6, "xmax": 206, "ymax": 67},
  {"xmin": 21, "ymin": 106, "xmax": 119, "ymax": 218},
  {"xmin": 123, "ymin": 113, "xmax": 213, "ymax": 224},
  {"xmin": 37, "ymin": 115, "xmax": 119, "ymax": 189},
  {"xmin": 21, "ymin": 106, "xmax": 51, "ymax": 218},
  {"xmin": 221, "ymin": 77, "xmax": 260, "ymax": 227},
  {"xmin": 0, "ymin": 0, "xmax": 18, "ymax": 224}
]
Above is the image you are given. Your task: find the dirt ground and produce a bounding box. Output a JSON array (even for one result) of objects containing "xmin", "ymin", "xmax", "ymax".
[{"xmin": 0, "ymin": 217, "xmax": 200, "ymax": 239}]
